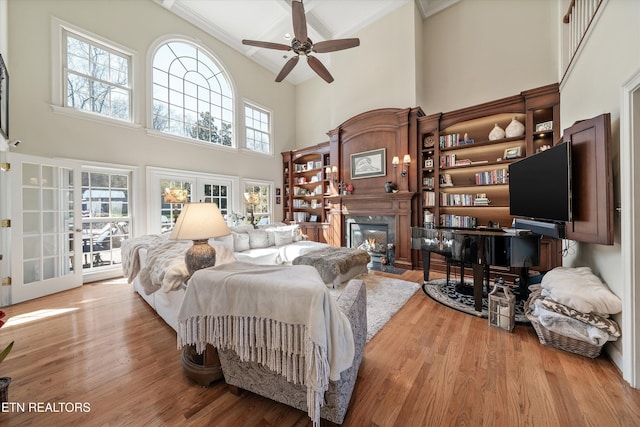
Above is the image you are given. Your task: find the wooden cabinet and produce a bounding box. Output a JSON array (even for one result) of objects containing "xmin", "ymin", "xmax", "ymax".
[
  {"xmin": 282, "ymin": 142, "xmax": 331, "ymax": 243},
  {"xmin": 418, "ymin": 83, "xmax": 560, "ymax": 232},
  {"xmin": 416, "ymin": 83, "xmax": 563, "ymax": 274}
]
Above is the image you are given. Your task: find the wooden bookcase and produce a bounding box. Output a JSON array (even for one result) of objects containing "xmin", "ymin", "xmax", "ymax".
[
  {"xmin": 417, "ymin": 83, "xmax": 562, "ymax": 273},
  {"xmin": 282, "ymin": 142, "xmax": 331, "ymax": 243}
]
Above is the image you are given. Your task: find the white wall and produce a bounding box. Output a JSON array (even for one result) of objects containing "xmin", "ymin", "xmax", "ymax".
[
  {"xmin": 421, "ymin": 0, "xmax": 559, "ymax": 114},
  {"xmin": 559, "ymin": 0, "xmax": 640, "ymax": 366},
  {"xmin": 295, "ymin": 1, "xmax": 421, "ymax": 147},
  {"xmin": 7, "ymin": 0, "xmax": 297, "ymax": 225}
]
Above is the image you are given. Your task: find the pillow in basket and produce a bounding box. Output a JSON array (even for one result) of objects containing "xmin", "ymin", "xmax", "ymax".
[{"xmin": 541, "ymin": 267, "xmax": 622, "ymax": 315}]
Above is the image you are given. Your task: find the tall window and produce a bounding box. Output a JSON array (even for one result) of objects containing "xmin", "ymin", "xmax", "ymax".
[
  {"xmin": 81, "ymin": 169, "xmax": 131, "ymax": 270},
  {"xmin": 152, "ymin": 41, "xmax": 234, "ymax": 146},
  {"xmin": 244, "ymin": 182, "xmax": 272, "ymax": 225},
  {"xmin": 64, "ymin": 30, "xmax": 132, "ymax": 121},
  {"xmin": 244, "ymin": 103, "xmax": 272, "ymax": 154}
]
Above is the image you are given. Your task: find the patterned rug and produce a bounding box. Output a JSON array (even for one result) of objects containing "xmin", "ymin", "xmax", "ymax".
[
  {"xmin": 330, "ymin": 272, "xmax": 420, "ymax": 341},
  {"xmin": 422, "ymin": 278, "xmax": 529, "ymax": 323}
]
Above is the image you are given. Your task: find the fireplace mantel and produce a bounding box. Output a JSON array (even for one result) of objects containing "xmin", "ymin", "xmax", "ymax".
[
  {"xmin": 326, "ymin": 191, "xmax": 416, "ymax": 269},
  {"xmin": 327, "ymin": 191, "xmax": 415, "ymax": 203}
]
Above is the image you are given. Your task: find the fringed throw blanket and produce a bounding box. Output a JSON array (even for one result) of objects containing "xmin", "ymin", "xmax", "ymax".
[
  {"xmin": 177, "ymin": 262, "xmax": 355, "ymax": 427},
  {"xmin": 121, "ymin": 234, "xmax": 167, "ymax": 282}
]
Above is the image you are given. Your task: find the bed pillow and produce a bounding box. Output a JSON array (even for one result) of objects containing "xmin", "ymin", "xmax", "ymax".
[
  {"xmin": 541, "ymin": 266, "xmax": 622, "ymax": 315},
  {"xmin": 232, "ymin": 232, "xmax": 250, "ymax": 252},
  {"xmin": 248, "ymin": 230, "xmax": 270, "ymax": 249}
]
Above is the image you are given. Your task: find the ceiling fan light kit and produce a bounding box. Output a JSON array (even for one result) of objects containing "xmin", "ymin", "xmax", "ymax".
[{"xmin": 242, "ymin": 0, "xmax": 360, "ymax": 83}]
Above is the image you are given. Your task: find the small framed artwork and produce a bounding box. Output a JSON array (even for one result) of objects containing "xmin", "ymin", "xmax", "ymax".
[
  {"xmin": 309, "ymin": 215, "xmax": 318, "ymax": 222},
  {"xmin": 276, "ymin": 187, "xmax": 281, "ymax": 196},
  {"xmin": 350, "ymin": 148, "xmax": 386, "ymax": 179},
  {"xmin": 276, "ymin": 196, "xmax": 281, "ymax": 204},
  {"xmin": 424, "ymin": 158, "xmax": 434, "ymax": 168},
  {"xmin": 504, "ymin": 146, "xmax": 522, "ymax": 160},
  {"xmin": 535, "ymin": 121, "xmax": 553, "ymax": 132}
]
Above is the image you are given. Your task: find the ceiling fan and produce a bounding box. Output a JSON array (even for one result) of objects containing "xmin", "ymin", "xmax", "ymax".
[{"xmin": 242, "ymin": 0, "xmax": 360, "ymax": 83}]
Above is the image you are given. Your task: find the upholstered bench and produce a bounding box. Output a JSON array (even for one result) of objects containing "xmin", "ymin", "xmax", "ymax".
[
  {"xmin": 218, "ymin": 278, "xmax": 367, "ymax": 425},
  {"xmin": 292, "ymin": 247, "xmax": 371, "ymax": 287}
]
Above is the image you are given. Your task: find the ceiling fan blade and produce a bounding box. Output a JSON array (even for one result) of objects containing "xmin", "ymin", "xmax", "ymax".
[
  {"xmin": 292, "ymin": 0, "xmax": 308, "ymax": 42},
  {"xmin": 242, "ymin": 39, "xmax": 292, "ymax": 51},
  {"xmin": 312, "ymin": 38, "xmax": 360, "ymax": 53},
  {"xmin": 307, "ymin": 56, "xmax": 334, "ymax": 83},
  {"xmin": 275, "ymin": 56, "xmax": 299, "ymax": 82}
]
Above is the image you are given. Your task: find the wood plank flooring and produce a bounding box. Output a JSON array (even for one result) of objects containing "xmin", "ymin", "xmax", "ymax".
[{"xmin": 1, "ymin": 270, "xmax": 640, "ymax": 426}]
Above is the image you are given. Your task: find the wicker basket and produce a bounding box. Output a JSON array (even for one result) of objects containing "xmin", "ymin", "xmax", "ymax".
[{"xmin": 524, "ymin": 298, "xmax": 604, "ymax": 358}]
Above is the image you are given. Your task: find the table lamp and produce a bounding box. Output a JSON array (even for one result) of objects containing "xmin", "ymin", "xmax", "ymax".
[{"xmin": 169, "ymin": 202, "xmax": 231, "ymax": 276}]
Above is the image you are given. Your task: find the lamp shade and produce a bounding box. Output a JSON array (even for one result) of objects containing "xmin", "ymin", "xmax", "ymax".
[
  {"xmin": 403, "ymin": 154, "xmax": 411, "ymax": 164},
  {"xmin": 392, "ymin": 156, "xmax": 400, "ymax": 165},
  {"xmin": 169, "ymin": 202, "xmax": 230, "ymax": 241}
]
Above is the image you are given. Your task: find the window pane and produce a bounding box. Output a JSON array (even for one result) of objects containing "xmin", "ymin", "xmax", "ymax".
[{"xmin": 65, "ymin": 32, "xmax": 132, "ymax": 122}]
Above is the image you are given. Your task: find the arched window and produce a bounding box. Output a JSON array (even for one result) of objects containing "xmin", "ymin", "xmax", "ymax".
[{"xmin": 151, "ymin": 41, "xmax": 233, "ymax": 147}]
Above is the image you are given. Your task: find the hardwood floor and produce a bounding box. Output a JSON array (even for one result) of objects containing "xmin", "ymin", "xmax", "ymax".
[{"xmin": 2, "ymin": 270, "xmax": 640, "ymax": 426}]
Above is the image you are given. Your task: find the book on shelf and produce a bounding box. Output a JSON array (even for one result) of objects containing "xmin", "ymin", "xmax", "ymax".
[
  {"xmin": 441, "ymin": 193, "xmax": 477, "ymax": 206},
  {"xmin": 423, "ymin": 190, "xmax": 436, "ymax": 207},
  {"xmin": 475, "ymin": 168, "xmax": 508, "ymax": 185},
  {"xmin": 440, "ymin": 214, "xmax": 477, "ymax": 228},
  {"xmin": 439, "ymin": 133, "xmax": 474, "ymax": 148}
]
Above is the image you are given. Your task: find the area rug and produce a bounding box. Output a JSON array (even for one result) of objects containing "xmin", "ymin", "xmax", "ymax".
[
  {"xmin": 329, "ymin": 272, "xmax": 420, "ymax": 341},
  {"xmin": 422, "ymin": 278, "xmax": 529, "ymax": 323}
]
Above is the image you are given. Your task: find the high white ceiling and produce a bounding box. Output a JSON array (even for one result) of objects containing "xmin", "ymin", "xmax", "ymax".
[{"xmin": 155, "ymin": 0, "xmax": 458, "ymax": 85}]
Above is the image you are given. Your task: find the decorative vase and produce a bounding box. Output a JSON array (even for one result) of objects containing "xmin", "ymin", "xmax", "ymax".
[
  {"xmin": 505, "ymin": 116, "xmax": 525, "ymax": 138},
  {"xmin": 488, "ymin": 123, "xmax": 505, "ymax": 141},
  {"xmin": 0, "ymin": 377, "xmax": 10, "ymax": 403},
  {"xmin": 384, "ymin": 181, "xmax": 395, "ymax": 193}
]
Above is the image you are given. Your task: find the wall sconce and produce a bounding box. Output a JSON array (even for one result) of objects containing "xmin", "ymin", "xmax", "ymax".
[
  {"xmin": 392, "ymin": 155, "xmax": 411, "ymax": 177},
  {"xmin": 329, "ymin": 165, "xmax": 338, "ymax": 183},
  {"xmin": 402, "ymin": 154, "xmax": 411, "ymax": 177},
  {"xmin": 392, "ymin": 156, "xmax": 400, "ymax": 168}
]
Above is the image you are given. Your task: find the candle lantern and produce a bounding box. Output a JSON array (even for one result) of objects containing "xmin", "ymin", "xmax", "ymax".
[{"xmin": 488, "ymin": 277, "xmax": 515, "ymax": 331}]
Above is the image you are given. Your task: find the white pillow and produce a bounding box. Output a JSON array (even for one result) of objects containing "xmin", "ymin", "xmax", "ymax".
[
  {"xmin": 209, "ymin": 241, "xmax": 238, "ymax": 265},
  {"xmin": 212, "ymin": 234, "xmax": 234, "ymax": 251},
  {"xmin": 248, "ymin": 230, "xmax": 270, "ymax": 248},
  {"xmin": 232, "ymin": 232, "xmax": 250, "ymax": 252},
  {"xmin": 274, "ymin": 230, "xmax": 294, "ymax": 246},
  {"xmin": 541, "ymin": 267, "xmax": 622, "ymax": 315},
  {"xmin": 230, "ymin": 225, "xmax": 255, "ymax": 234}
]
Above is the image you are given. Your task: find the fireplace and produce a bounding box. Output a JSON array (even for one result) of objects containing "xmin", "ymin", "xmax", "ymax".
[{"xmin": 346, "ymin": 216, "xmax": 396, "ymax": 264}]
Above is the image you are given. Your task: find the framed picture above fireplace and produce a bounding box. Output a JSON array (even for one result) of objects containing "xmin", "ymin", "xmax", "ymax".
[{"xmin": 350, "ymin": 148, "xmax": 386, "ymax": 179}]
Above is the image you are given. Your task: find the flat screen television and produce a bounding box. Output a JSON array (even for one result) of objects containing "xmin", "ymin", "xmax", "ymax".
[{"xmin": 509, "ymin": 141, "xmax": 572, "ymax": 223}]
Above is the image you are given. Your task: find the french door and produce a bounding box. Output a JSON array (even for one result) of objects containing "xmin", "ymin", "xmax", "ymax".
[{"xmin": 10, "ymin": 154, "xmax": 82, "ymax": 304}]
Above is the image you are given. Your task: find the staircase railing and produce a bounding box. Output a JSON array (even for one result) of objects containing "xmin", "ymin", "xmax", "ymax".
[{"xmin": 561, "ymin": 0, "xmax": 605, "ymax": 81}]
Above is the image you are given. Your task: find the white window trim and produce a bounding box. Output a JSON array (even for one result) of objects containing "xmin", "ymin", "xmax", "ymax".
[
  {"xmin": 243, "ymin": 178, "xmax": 275, "ymax": 223},
  {"xmin": 50, "ymin": 17, "xmax": 140, "ymax": 126},
  {"xmin": 146, "ymin": 166, "xmax": 240, "ymax": 233},
  {"xmin": 243, "ymin": 99, "xmax": 274, "ymax": 156},
  {"xmin": 146, "ymin": 35, "xmax": 238, "ymax": 148}
]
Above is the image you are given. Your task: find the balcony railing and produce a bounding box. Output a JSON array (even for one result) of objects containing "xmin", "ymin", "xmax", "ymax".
[{"xmin": 561, "ymin": 0, "xmax": 605, "ymax": 81}]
